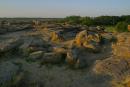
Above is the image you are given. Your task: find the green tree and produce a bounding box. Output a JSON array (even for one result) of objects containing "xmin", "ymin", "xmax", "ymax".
[
  {"xmin": 121, "ymin": 15, "xmax": 130, "ymax": 23},
  {"xmin": 94, "ymin": 16, "xmax": 121, "ymax": 25},
  {"xmin": 115, "ymin": 22, "xmax": 128, "ymax": 32},
  {"xmin": 80, "ymin": 17, "xmax": 94, "ymax": 26},
  {"xmin": 65, "ymin": 16, "xmax": 81, "ymax": 24}
]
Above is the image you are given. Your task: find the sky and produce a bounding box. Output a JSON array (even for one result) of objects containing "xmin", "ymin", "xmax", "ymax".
[{"xmin": 0, "ymin": 0, "xmax": 130, "ymax": 18}]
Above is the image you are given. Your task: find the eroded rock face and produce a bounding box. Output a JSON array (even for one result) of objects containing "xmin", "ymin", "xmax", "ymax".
[
  {"xmin": 19, "ymin": 35, "xmax": 52, "ymax": 56},
  {"xmin": 66, "ymin": 47, "xmax": 80, "ymax": 66},
  {"xmin": 65, "ymin": 29, "xmax": 113, "ymax": 69},
  {"xmin": 0, "ymin": 20, "xmax": 32, "ymax": 34},
  {"xmin": 93, "ymin": 56, "xmax": 130, "ymax": 87},
  {"xmin": 112, "ymin": 33, "xmax": 130, "ymax": 58},
  {"xmin": 50, "ymin": 31, "xmax": 65, "ymax": 43},
  {"xmin": 75, "ymin": 30, "xmax": 88, "ymax": 47},
  {"xmin": 66, "ymin": 46, "xmax": 102, "ymax": 69},
  {"xmin": 93, "ymin": 57, "xmax": 130, "ymax": 80},
  {"xmin": 0, "ymin": 38, "xmax": 23, "ymax": 53},
  {"xmin": 41, "ymin": 52, "xmax": 66, "ymax": 64},
  {"xmin": 74, "ymin": 30, "xmax": 102, "ymax": 52},
  {"xmin": 53, "ymin": 47, "xmax": 67, "ymax": 54},
  {"xmin": 93, "ymin": 33, "xmax": 130, "ymax": 87}
]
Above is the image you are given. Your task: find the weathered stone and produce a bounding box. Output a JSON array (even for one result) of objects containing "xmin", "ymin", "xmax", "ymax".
[
  {"xmin": 74, "ymin": 30, "xmax": 102, "ymax": 52},
  {"xmin": 50, "ymin": 31, "xmax": 64, "ymax": 43},
  {"xmin": 66, "ymin": 41, "xmax": 112, "ymax": 69},
  {"xmin": 75, "ymin": 30, "xmax": 88, "ymax": 47},
  {"xmin": 66, "ymin": 47, "xmax": 79, "ymax": 65},
  {"xmin": 112, "ymin": 33, "xmax": 130, "ymax": 58},
  {"xmin": 28, "ymin": 51, "xmax": 44, "ymax": 61},
  {"xmin": 53, "ymin": 47, "xmax": 67, "ymax": 54},
  {"xmin": 96, "ymin": 26, "xmax": 105, "ymax": 31},
  {"xmin": 0, "ymin": 38, "xmax": 23, "ymax": 53},
  {"xmin": 19, "ymin": 36, "xmax": 52, "ymax": 56},
  {"xmin": 66, "ymin": 47, "xmax": 88, "ymax": 68},
  {"xmin": 93, "ymin": 56, "xmax": 130, "ymax": 81},
  {"xmin": 19, "ymin": 43, "xmax": 32, "ymax": 56},
  {"xmin": 42, "ymin": 52, "xmax": 65, "ymax": 64},
  {"xmin": 0, "ymin": 28, "xmax": 7, "ymax": 34},
  {"xmin": 0, "ymin": 22, "xmax": 32, "ymax": 34},
  {"xmin": 92, "ymin": 33, "xmax": 130, "ymax": 87}
]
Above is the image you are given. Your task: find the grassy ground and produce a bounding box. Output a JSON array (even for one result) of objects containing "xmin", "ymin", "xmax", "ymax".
[{"xmin": 105, "ymin": 26, "xmax": 116, "ymax": 32}]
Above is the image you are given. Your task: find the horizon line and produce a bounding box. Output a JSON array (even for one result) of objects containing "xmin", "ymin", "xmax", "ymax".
[{"xmin": 0, "ymin": 14, "xmax": 130, "ymax": 19}]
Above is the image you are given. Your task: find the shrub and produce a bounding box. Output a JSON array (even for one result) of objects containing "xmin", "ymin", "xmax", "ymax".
[
  {"xmin": 65, "ymin": 16, "xmax": 81, "ymax": 24},
  {"xmin": 80, "ymin": 17, "xmax": 94, "ymax": 26},
  {"xmin": 115, "ymin": 22, "xmax": 128, "ymax": 32}
]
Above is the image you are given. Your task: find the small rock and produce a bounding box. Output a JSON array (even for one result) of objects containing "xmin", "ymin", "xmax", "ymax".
[{"xmin": 28, "ymin": 51, "xmax": 44, "ymax": 61}]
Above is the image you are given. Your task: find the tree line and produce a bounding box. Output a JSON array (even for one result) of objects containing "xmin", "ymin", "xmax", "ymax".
[{"xmin": 64, "ymin": 15, "xmax": 130, "ymax": 26}]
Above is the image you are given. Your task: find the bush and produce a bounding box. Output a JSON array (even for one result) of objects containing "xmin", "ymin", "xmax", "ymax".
[
  {"xmin": 115, "ymin": 22, "xmax": 128, "ymax": 32},
  {"xmin": 80, "ymin": 17, "xmax": 94, "ymax": 26},
  {"xmin": 65, "ymin": 16, "xmax": 81, "ymax": 24}
]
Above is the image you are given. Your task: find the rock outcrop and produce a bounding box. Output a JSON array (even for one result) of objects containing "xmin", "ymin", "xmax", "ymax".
[
  {"xmin": 93, "ymin": 33, "xmax": 130, "ymax": 87},
  {"xmin": 41, "ymin": 52, "xmax": 66, "ymax": 64},
  {"xmin": 0, "ymin": 38, "xmax": 23, "ymax": 53},
  {"xmin": 50, "ymin": 31, "xmax": 64, "ymax": 43},
  {"xmin": 93, "ymin": 56, "xmax": 130, "ymax": 87},
  {"xmin": 0, "ymin": 20, "xmax": 33, "ymax": 34},
  {"xmin": 74, "ymin": 30, "xmax": 102, "ymax": 52},
  {"xmin": 112, "ymin": 33, "xmax": 130, "ymax": 58},
  {"xmin": 19, "ymin": 35, "xmax": 52, "ymax": 56}
]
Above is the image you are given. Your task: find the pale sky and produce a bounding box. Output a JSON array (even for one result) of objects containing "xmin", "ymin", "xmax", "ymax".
[{"xmin": 0, "ymin": 0, "xmax": 130, "ymax": 18}]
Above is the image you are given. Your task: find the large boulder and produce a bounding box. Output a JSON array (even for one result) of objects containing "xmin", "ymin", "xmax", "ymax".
[
  {"xmin": 66, "ymin": 39, "xmax": 113, "ymax": 69},
  {"xmin": 50, "ymin": 31, "xmax": 64, "ymax": 43},
  {"xmin": 66, "ymin": 47, "xmax": 92, "ymax": 68},
  {"xmin": 74, "ymin": 30, "xmax": 102, "ymax": 52},
  {"xmin": 75, "ymin": 30, "xmax": 88, "ymax": 47},
  {"xmin": 66, "ymin": 47, "xmax": 80, "ymax": 65}
]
